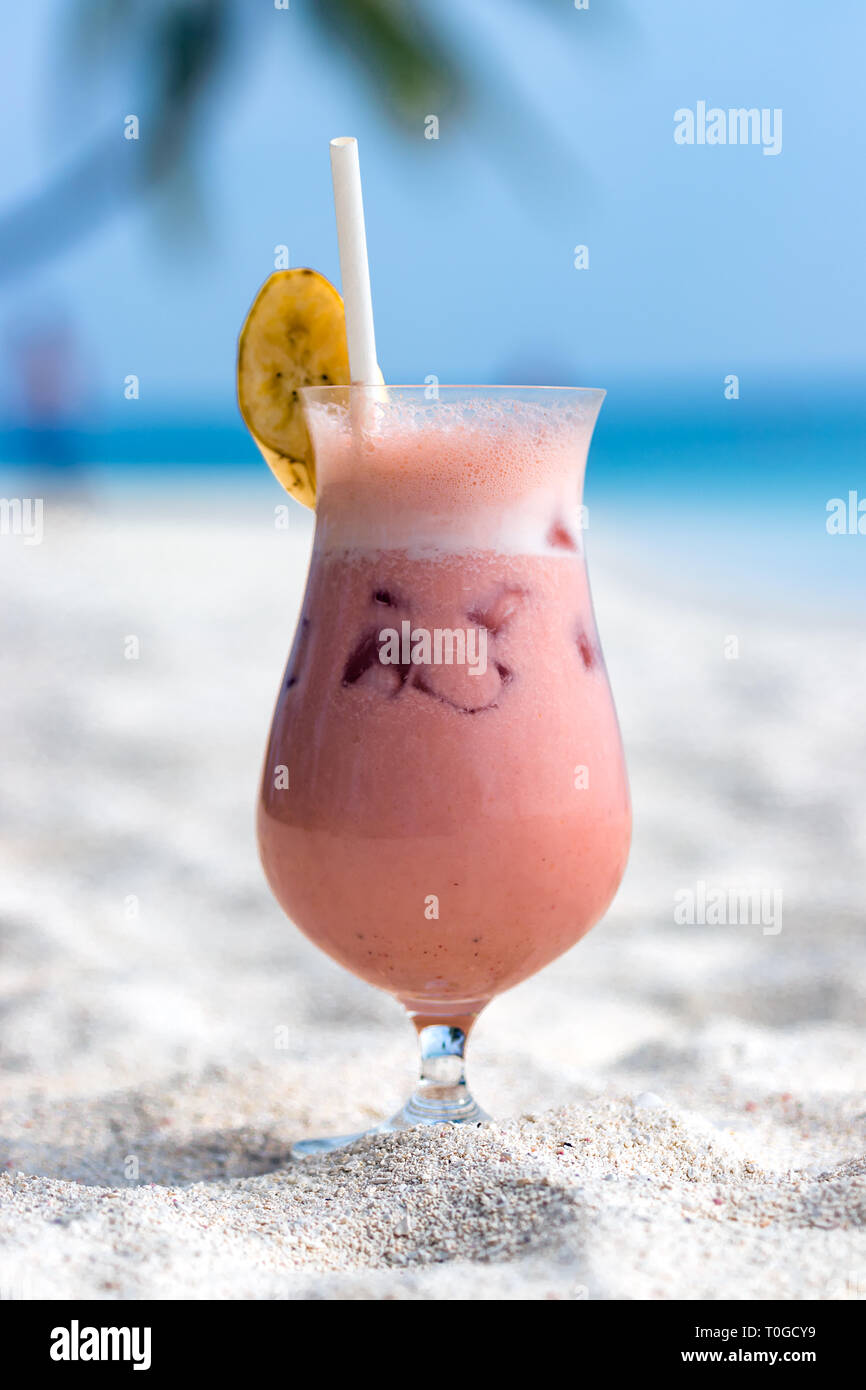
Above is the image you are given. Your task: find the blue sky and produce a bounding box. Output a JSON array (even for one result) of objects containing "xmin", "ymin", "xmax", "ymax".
[{"xmin": 1, "ymin": 0, "xmax": 864, "ymax": 418}]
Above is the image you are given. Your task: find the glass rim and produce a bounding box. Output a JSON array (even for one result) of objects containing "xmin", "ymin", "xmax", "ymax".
[{"xmin": 299, "ymin": 383, "xmax": 606, "ymax": 401}]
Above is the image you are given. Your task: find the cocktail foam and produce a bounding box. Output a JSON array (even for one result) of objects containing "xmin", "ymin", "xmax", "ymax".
[{"xmin": 306, "ymin": 399, "xmax": 596, "ymax": 558}]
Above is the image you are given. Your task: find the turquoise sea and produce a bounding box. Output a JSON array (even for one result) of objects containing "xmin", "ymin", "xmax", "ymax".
[{"xmin": 2, "ymin": 389, "xmax": 863, "ymax": 611}]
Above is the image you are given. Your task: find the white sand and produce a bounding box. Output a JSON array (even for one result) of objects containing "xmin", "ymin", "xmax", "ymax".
[{"xmin": 0, "ymin": 490, "xmax": 864, "ymax": 1300}]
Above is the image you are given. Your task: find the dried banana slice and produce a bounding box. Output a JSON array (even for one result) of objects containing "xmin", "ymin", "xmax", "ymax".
[{"xmin": 237, "ymin": 269, "xmax": 350, "ymax": 508}]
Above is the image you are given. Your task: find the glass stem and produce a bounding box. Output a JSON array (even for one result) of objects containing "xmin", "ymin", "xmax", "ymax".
[{"xmin": 389, "ymin": 1022, "xmax": 490, "ymax": 1128}]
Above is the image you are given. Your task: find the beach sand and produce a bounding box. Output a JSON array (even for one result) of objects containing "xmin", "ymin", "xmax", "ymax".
[{"xmin": 0, "ymin": 491, "xmax": 864, "ymax": 1300}]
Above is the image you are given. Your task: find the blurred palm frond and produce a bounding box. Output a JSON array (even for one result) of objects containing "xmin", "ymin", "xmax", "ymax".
[
  {"xmin": 0, "ymin": 0, "xmax": 602, "ymax": 281},
  {"xmin": 309, "ymin": 0, "xmax": 465, "ymax": 123}
]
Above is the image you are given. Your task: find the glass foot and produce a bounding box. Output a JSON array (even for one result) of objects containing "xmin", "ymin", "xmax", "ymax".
[
  {"xmin": 291, "ymin": 1129, "xmax": 376, "ymax": 1158},
  {"xmin": 291, "ymin": 1024, "xmax": 490, "ymax": 1158}
]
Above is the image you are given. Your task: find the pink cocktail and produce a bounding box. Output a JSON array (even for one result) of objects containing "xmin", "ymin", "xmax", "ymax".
[{"xmin": 258, "ymin": 387, "xmax": 631, "ymax": 1151}]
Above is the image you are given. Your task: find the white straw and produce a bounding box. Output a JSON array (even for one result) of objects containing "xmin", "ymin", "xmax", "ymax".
[{"xmin": 329, "ymin": 137, "xmax": 382, "ymax": 386}]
